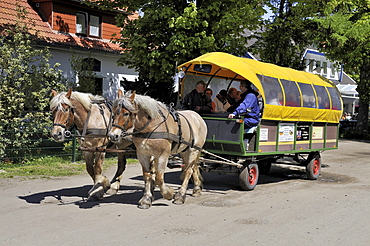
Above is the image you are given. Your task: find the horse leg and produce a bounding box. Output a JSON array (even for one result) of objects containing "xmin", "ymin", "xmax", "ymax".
[
  {"xmin": 107, "ymin": 153, "xmax": 126, "ymax": 195},
  {"xmin": 138, "ymin": 155, "xmax": 155, "ymax": 209},
  {"xmin": 173, "ymin": 151, "xmax": 202, "ymax": 204},
  {"xmin": 84, "ymin": 151, "xmax": 95, "ymax": 181},
  {"xmin": 191, "ymin": 160, "xmax": 203, "ymax": 197},
  {"xmin": 88, "ymin": 152, "xmax": 110, "ymax": 201},
  {"xmin": 155, "ymin": 155, "xmax": 174, "ymax": 201}
]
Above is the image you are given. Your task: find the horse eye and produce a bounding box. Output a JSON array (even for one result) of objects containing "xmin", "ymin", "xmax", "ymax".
[{"xmin": 124, "ymin": 112, "xmax": 130, "ymax": 117}]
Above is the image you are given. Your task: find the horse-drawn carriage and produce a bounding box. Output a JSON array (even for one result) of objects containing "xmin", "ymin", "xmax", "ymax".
[
  {"xmin": 50, "ymin": 52, "xmax": 342, "ymax": 208},
  {"xmin": 177, "ymin": 52, "xmax": 343, "ymax": 190}
]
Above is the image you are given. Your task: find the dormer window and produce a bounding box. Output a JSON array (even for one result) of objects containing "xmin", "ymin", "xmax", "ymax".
[{"xmin": 76, "ymin": 11, "xmax": 101, "ymax": 37}]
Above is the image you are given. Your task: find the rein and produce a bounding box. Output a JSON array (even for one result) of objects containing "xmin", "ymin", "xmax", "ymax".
[
  {"xmin": 116, "ymin": 103, "xmax": 202, "ymax": 151},
  {"xmin": 53, "ymin": 100, "xmax": 112, "ymax": 139}
]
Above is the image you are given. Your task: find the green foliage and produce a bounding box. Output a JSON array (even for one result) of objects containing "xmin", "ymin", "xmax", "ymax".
[
  {"xmin": 314, "ymin": 0, "xmax": 370, "ymax": 132},
  {"xmin": 252, "ymin": 0, "xmax": 325, "ymax": 69},
  {"xmin": 69, "ymin": 51, "xmax": 97, "ymax": 94},
  {"xmin": 92, "ymin": 0, "xmax": 264, "ymax": 102},
  {"xmin": 0, "ymin": 4, "xmax": 67, "ymax": 163}
]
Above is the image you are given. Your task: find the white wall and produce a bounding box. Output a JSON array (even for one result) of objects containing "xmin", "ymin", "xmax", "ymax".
[
  {"xmin": 48, "ymin": 47, "xmax": 138, "ymax": 100},
  {"xmin": 303, "ymin": 49, "xmax": 341, "ymax": 81}
]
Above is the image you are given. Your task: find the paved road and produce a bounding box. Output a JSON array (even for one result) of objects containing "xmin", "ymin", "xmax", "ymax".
[{"xmin": 0, "ymin": 139, "xmax": 369, "ymax": 245}]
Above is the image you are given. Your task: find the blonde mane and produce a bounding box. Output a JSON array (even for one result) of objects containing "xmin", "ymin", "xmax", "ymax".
[
  {"xmin": 50, "ymin": 91, "xmax": 104, "ymax": 111},
  {"xmin": 113, "ymin": 92, "xmax": 164, "ymax": 119}
]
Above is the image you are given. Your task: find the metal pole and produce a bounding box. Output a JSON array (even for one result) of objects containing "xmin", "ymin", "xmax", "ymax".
[{"xmin": 72, "ymin": 128, "xmax": 76, "ymax": 162}]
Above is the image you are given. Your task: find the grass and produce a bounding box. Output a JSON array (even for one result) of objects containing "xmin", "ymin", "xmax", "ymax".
[{"xmin": 0, "ymin": 156, "xmax": 139, "ymax": 179}]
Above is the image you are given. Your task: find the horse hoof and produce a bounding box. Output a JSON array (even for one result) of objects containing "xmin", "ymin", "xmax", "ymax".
[
  {"xmin": 192, "ymin": 187, "xmax": 202, "ymax": 197},
  {"xmin": 106, "ymin": 188, "xmax": 118, "ymax": 195},
  {"xmin": 173, "ymin": 192, "xmax": 186, "ymax": 204},
  {"xmin": 138, "ymin": 203, "xmax": 151, "ymax": 209},
  {"xmin": 106, "ymin": 182, "xmax": 120, "ymax": 195},
  {"xmin": 138, "ymin": 196, "xmax": 153, "ymax": 209},
  {"xmin": 88, "ymin": 186, "xmax": 104, "ymax": 201},
  {"xmin": 162, "ymin": 186, "xmax": 175, "ymax": 200}
]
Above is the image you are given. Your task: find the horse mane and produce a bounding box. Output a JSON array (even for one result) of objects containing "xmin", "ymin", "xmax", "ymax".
[
  {"xmin": 113, "ymin": 92, "xmax": 164, "ymax": 119},
  {"xmin": 50, "ymin": 91, "xmax": 104, "ymax": 111}
]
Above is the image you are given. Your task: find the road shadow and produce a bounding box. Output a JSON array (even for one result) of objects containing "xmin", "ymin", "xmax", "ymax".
[{"xmin": 18, "ymin": 164, "xmax": 319, "ymax": 209}]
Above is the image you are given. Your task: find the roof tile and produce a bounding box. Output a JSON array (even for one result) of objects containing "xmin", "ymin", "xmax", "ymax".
[{"xmin": 0, "ymin": 0, "xmax": 124, "ymax": 53}]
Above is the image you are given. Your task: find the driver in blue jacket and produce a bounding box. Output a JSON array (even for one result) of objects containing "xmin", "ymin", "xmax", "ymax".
[
  {"xmin": 228, "ymin": 80, "xmax": 260, "ymax": 127},
  {"xmin": 228, "ymin": 80, "xmax": 260, "ymax": 149}
]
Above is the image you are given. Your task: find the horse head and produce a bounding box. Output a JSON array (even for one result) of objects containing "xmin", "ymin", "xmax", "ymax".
[
  {"xmin": 108, "ymin": 90, "xmax": 137, "ymax": 143},
  {"xmin": 50, "ymin": 88, "xmax": 75, "ymax": 142}
]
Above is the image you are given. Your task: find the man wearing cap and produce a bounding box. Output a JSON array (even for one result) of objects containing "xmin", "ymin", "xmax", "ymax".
[{"xmin": 182, "ymin": 81, "xmax": 212, "ymax": 114}]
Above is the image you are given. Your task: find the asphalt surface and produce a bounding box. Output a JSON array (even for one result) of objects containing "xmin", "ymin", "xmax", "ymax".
[{"xmin": 0, "ymin": 139, "xmax": 369, "ymax": 245}]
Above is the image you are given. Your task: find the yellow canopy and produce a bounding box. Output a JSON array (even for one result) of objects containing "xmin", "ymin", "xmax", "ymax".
[{"xmin": 178, "ymin": 52, "xmax": 343, "ymax": 123}]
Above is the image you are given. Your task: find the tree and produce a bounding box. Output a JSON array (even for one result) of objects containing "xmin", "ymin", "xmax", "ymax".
[
  {"xmin": 69, "ymin": 51, "xmax": 98, "ymax": 94},
  {"xmin": 251, "ymin": 0, "xmax": 325, "ymax": 70},
  {"xmin": 92, "ymin": 0, "xmax": 265, "ymax": 103},
  {"xmin": 314, "ymin": 0, "xmax": 370, "ymax": 135},
  {"xmin": 0, "ymin": 4, "xmax": 67, "ymax": 163}
]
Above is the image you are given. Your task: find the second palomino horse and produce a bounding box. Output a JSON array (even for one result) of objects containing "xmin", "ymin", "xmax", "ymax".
[
  {"xmin": 50, "ymin": 88, "xmax": 132, "ymax": 200},
  {"xmin": 108, "ymin": 90, "xmax": 207, "ymax": 209}
]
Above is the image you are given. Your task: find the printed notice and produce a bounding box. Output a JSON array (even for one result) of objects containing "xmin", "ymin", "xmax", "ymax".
[
  {"xmin": 297, "ymin": 125, "xmax": 310, "ymax": 141},
  {"xmin": 278, "ymin": 123, "xmax": 294, "ymax": 142},
  {"xmin": 259, "ymin": 128, "xmax": 268, "ymax": 141},
  {"xmin": 312, "ymin": 126, "xmax": 323, "ymax": 139}
]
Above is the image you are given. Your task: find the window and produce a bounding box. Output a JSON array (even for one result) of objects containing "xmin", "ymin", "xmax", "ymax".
[
  {"xmin": 281, "ymin": 79, "xmax": 301, "ymax": 107},
  {"xmin": 314, "ymin": 85, "xmax": 330, "ymax": 109},
  {"xmin": 322, "ymin": 62, "xmax": 328, "ymax": 75},
  {"xmin": 89, "ymin": 15, "xmax": 100, "ymax": 37},
  {"xmin": 82, "ymin": 58, "xmax": 101, "ymax": 72},
  {"xmin": 258, "ymin": 75, "xmax": 283, "ymax": 106},
  {"xmin": 298, "ymin": 83, "xmax": 316, "ymax": 108},
  {"xmin": 327, "ymin": 87, "xmax": 342, "ymax": 110},
  {"xmin": 76, "ymin": 12, "xmax": 101, "ymax": 37},
  {"xmin": 308, "ymin": 59, "xmax": 315, "ymax": 72},
  {"xmin": 330, "ymin": 64, "xmax": 337, "ymax": 78},
  {"xmin": 314, "ymin": 61, "xmax": 321, "ymax": 74},
  {"xmin": 76, "ymin": 12, "xmax": 87, "ymax": 35}
]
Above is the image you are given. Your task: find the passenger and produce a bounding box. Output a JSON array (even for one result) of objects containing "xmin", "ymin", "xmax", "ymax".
[
  {"xmin": 212, "ymin": 89, "xmax": 230, "ymax": 113},
  {"xmin": 182, "ymin": 81, "xmax": 212, "ymax": 114},
  {"xmin": 205, "ymin": 88, "xmax": 213, "ymax": 100},
  {"xmin": 227, "ymin": 91, "xmax": 241, "ymax": 112},
  {"xmin": 228, "ymin": 80, "xmax": 260, "ymax": 127},
  {"xmin": 285, "ymin": 93, "xmax": 300, "ymax": 107},
  {"xmin": 228, "ymin": 80, "xmax": 260, "ymax": 150},
  {"xmin": 227, "ymin": 87, "xmax": 238, "ymax": 106},
  {"xmin": 266, "ymin": 89, "xmax": 282, "ymax": 105}
]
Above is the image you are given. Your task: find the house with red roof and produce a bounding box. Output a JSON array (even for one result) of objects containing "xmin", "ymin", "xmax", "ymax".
[{"xmin": 0, "ymin": 0, "xmax": 138, "ymax": 100}]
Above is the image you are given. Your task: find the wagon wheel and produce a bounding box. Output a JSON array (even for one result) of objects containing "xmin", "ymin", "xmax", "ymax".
[
  {"xmin": 305, "ymin": 152, "xmax": 321, "ymax": 180},
  {"xmin": 258, "ymin": 159, "xmax": 273, "ymax": 175},
  {"xmin": 239, "ymin": 163, "xmax": 259, "ymax": 191}
]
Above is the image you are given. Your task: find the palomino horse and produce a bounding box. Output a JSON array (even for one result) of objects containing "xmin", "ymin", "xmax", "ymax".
[
  {"xmin": 50, "ymin": 88, "xmax": 132, "ymax": 200},
  {"xmin": 108, "ymin": 90, "xmax": 207, "ymax": 209}
]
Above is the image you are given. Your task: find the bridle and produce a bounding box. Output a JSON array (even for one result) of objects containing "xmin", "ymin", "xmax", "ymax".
[
  {"xmin": 112, "ymin": 104, "xmax": 153, "ymax": 138},
  {"xmin": 52, "ymin": 105, "xmax": 75, "ymax": 137}
]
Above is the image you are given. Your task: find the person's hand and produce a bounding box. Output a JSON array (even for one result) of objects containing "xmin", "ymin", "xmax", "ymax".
[
  {"xmin": 228, "ymin": 114, "xmax": 235, "ymax": 119},
  {"xmin": 195, "ymin": 106, "xmax": 201, "ymax": 112}
]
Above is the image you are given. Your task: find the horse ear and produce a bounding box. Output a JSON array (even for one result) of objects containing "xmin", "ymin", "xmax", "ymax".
[
  {"xmin": 117, "ymin": 89, "xmax": 123, "ymax": 98},
  {"xmin": 129, "ymin": 91, "xmax": 136, "ymax": 102},
  {"xmin": 66, "ymin": 88, "xmax": 72, "ymax": 99},
  {"xmin": 51, "ymin": 90, "xmax": 58, "ymax": 97}
]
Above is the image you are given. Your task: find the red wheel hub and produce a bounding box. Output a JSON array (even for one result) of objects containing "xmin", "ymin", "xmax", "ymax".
[
  {"xmin": 312, "ymin": 159, "xmax": 320, "ymax": 175},
  {"xmin": 249, "ymin": 167, "xmax": 257, "ymax": 185}
]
